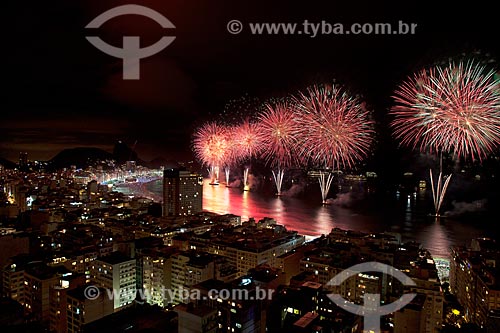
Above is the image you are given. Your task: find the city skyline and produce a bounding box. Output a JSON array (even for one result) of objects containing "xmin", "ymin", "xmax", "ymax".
[
  {"xmin": 1, "ymin": 130, "xmax": 499, "ymax": 332},
  {"xmin": 2, "ymin": 2, "xmax": 500, "ymax": 332}
]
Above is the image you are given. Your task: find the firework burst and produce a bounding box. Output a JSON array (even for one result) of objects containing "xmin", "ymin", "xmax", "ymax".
[
  {"xmin": 391, "ymin": 61, "xmax": 500, "ymax": 161},
  {"xmin": 391, "ymin": 60, "xmax": 500, "ymax": 216},
  {"xmin": 234, "ymin": 119, "xmax": 264, "ymax": 160},
  {"xmin": 192, "ymin": 122, "xmax": 229, "ymax": 184},
  {"xmin": 297, "ymin": 84, "xmax": 374, "ymax": 168},
  {"xmin": 221, "ymin": 125, "xmax": 239, "ymax": 186},
  {"xmin": 296, "ymin": 84, "xmax": 374, "ymax": 203},
  {"xmin": 234, "ymin": 119, "xmax": 264, "ymax": 189},
  {"xmin": 259, "ymin": 101, "xmax": 302, "ymax": 195}
]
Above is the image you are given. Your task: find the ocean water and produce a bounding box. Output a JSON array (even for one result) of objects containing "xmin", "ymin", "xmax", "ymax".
[{"xmin": 141, "ymin": 178, "xmax": 494, "ymax": 260}]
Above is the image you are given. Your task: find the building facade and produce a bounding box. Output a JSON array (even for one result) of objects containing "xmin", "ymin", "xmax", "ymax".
[
  {"xmin": 91, "ymin": 252, "xmax": 136, "ymax": 311},
  {"xmin": 163, "ymin": 169, "xmax": 203, "ymax": 217}
]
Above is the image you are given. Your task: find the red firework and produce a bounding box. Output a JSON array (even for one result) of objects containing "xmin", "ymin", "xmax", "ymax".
[
  {"xmin": 296, "ymin": 84, "xmax": 374, "ymax": 168},
  {"xmin": 391, "ymin": 61, "xmax": 500, "ymax": 160},
  {"xmin": 192, "ymin": 122, "xmax": 229, "ymax": 168},
  {"xmin": 221, "ymin": 125, "xmax": 239, "ymax": 167},
  {"xmin": 258, "ymin": 101, "xmax": 302, "ymax": 169},
  {"xmin": 234, "ymin": 119, "xmax": 264, "ymax": 162}
]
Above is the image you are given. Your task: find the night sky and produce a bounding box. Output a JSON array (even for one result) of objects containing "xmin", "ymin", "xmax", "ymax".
[{"xmin": 3, "ymin": 0, "xmax": 499, "ymax": 163}]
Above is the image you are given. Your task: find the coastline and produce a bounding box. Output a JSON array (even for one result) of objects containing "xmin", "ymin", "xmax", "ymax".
[{"xmin": 113, "ymin": 178, "xmax": 162, "ymax": 202}]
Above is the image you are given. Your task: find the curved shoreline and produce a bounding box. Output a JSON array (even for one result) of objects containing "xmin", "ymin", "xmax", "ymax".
[{"xmin": 113, "ymin": 178, "xmax": 162, "ymax": 202}]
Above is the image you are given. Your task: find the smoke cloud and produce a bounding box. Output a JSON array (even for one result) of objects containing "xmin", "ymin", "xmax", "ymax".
[
  {"xmin": 444, "ymin": 199, "xmax": 487, "ymax": 217},
  {"xmin": 281, "ymin": 182, "xmax": 306, "ymax": 197}
]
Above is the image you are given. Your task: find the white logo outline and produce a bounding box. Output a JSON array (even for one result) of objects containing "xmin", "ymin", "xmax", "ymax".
[
  {"xmin": 327, "ymin": 261, "xmax": 416, "ymax": 333},
  {"xmin": 85, "ymin": 4, "xmax": 176, "ymax": 80}
]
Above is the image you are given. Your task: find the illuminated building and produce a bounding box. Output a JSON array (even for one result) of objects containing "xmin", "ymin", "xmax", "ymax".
[
  {"xmin": 171, "ymin": 251, "xmax": 215, "ymax": 304},
  {"xmin": 0, "ymin": 235, "xmax": 30, "ymax": 283},
  {"xmin": 395, "ymin": 258, "xmax": 444, "ymax": 333},
  {"xmin": 450, "ymin": 239, "xmax": 500, "ymax": 327},
  {"xmin": 23, "ymin": 263, "xmax": 71, "ymax": 323},
  {"xmin": 188, "ymin": 223, "xmax": 305, "ymax": 276},
  {"xmin": 140, "ymin": 248, "xmax": 174, "ymax": 308},
  {"xmin": 276, "ymin": 243, "xmax": 317, "ymax": 285},
  {"xmin": 125, "ymin": 160, "xmax": 136, "ymax": 172},
  {"xmin": 49, "ymin": 273, "xmax": 86, "ymax": 333},
  {"xmin": 91, "ymin": 252, "xmax": 136, "ymax": 311},
  {"xmin": 163, "ymin": 168, "xmax": 203, "ymax": 217},
  {"xmin": 2, "ymin": 255, "xmax": 32, "ymax": 304},
  {"xmin": 267, "ymin": 276, "xmax": 358, "ymax": 332}
]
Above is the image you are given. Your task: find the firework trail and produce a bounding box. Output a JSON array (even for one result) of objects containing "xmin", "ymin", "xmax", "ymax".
[
  {"xmin": 234, "ymin": 119, "xmax": 264, "ymax": 190},
  {"xmin": 224, "ymin": 167, "xmax": 231, "ymax": 185},
  {"xmin": 193, "ymin": 122, "xmax": 229, "ymax": 184},
  {"xmin": 222, "ymin": 125, "xmax": 239, "ymax": 186},
  {"xmin": 430, "ymin": 170, "xmax": 452, "ymax": 215},
  {"xmin": 391, "ymin": 60, "xmax": 500, "ymax": 215},
  {"xmin": 296, "ymin": 84, "xmax": 374, "ymax": 203},
  {"xmin": 259, "ymin": 101, "xmax": 303, "ymax": 195},
  {"xmin": 243, "ymin": 168, "xmax": 250, "ymax": 191}
]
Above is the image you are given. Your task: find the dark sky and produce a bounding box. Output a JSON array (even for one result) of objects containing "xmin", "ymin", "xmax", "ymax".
[{"xmin": 3, "ymin": 0, "xmax": 499, "ymax": 162}]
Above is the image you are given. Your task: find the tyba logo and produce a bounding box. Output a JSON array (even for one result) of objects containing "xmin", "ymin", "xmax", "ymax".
[
  {"xmin": 327, "ymin": 261, "xmax": 416, "ymax": 333},
  {"xmin": 86, "ymin": 4, "xmax": 175, "ymax": 80}
]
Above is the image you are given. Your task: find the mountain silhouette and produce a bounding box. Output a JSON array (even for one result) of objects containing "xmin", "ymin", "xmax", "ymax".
[{"xmin": 49, "ymin": 147, "xmax": 113, "ymax": 169}]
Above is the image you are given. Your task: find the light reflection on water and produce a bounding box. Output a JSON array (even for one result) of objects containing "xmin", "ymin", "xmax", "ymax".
[{"xmin": 143, "ymin": 179, "xmax": 490, "ymax": 259}]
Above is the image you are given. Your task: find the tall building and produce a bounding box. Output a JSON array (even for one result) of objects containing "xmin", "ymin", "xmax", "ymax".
[
  {"xmin": 91, "ymin": 252, "xmax": 136, "ymax": 311},
  {"xmin": 140, "ymin": 248, "xmax": 174, "ymax": 308},
  {"xmin": 163, "ymin": 168, "xmax": 203, "ymax": 217},
  {"xmin": 23, "ymin": 263, "xmax": 70, "ymax": 323},
  {"xmin": 19, "ymin": 152, "xmax": 28, "ymax": 170},
  {"xmin": 2, "ymin": 255, "xmax": 33, "ymax": 304},
  {"xmin": 49, "ymin": 273, "xmax": 87, "ymax": 333},
  {"xmin": 171, "ymin": 251, "xmax": 215, "ymax": 304},
  {"xmin": 395, "ymin": 258, "xmax": 444, "ymax": 333},
  {"xmin": 450, "ymin": 240, "xmax": 500, "ymax": 327}
]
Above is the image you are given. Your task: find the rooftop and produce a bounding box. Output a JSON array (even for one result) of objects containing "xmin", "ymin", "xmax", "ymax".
[
  {"xmin": 294, "ymin": 312, "xmax": 319, "ymax": 329},
  {"xmin": 191, "ymin": 225, "xmax": 304, "ymax": 253},
  {"xmin": 97, "ymin": 251, "xmax": 134, "ymax": 265},
  {"xmin": 25, "ymin": 263, "xmax": 70, "ymax": 280},
  {"xmin": 175, "ymin": 303, "xmax": 216, "ymax": 318},
  {"xmin": 177, "ymin": 251, "xmax": 214, "ymax": 267},
  {"xmin": 248, "ymin": 265, "xmax": 280, "ymax": 283},
  {"xmin": 67, "ymin": 284, "xmax": 104, "ymax": 301}
]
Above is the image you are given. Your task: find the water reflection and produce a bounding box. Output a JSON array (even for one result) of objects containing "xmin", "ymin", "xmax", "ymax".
[
  {"xmin": 314, "ymin": 206, "xmax": 336, "ymax": 236},
  {"xmin": 152, "ymin": 179, "xmax": 490, "ymax": 259},
  {"xmin": 241, "ymin": 187, "xmax": 250, "ymax": 220},
  {"xmin": 416, "ymin": 220, "xmax": 450, "ymax": 259}
]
